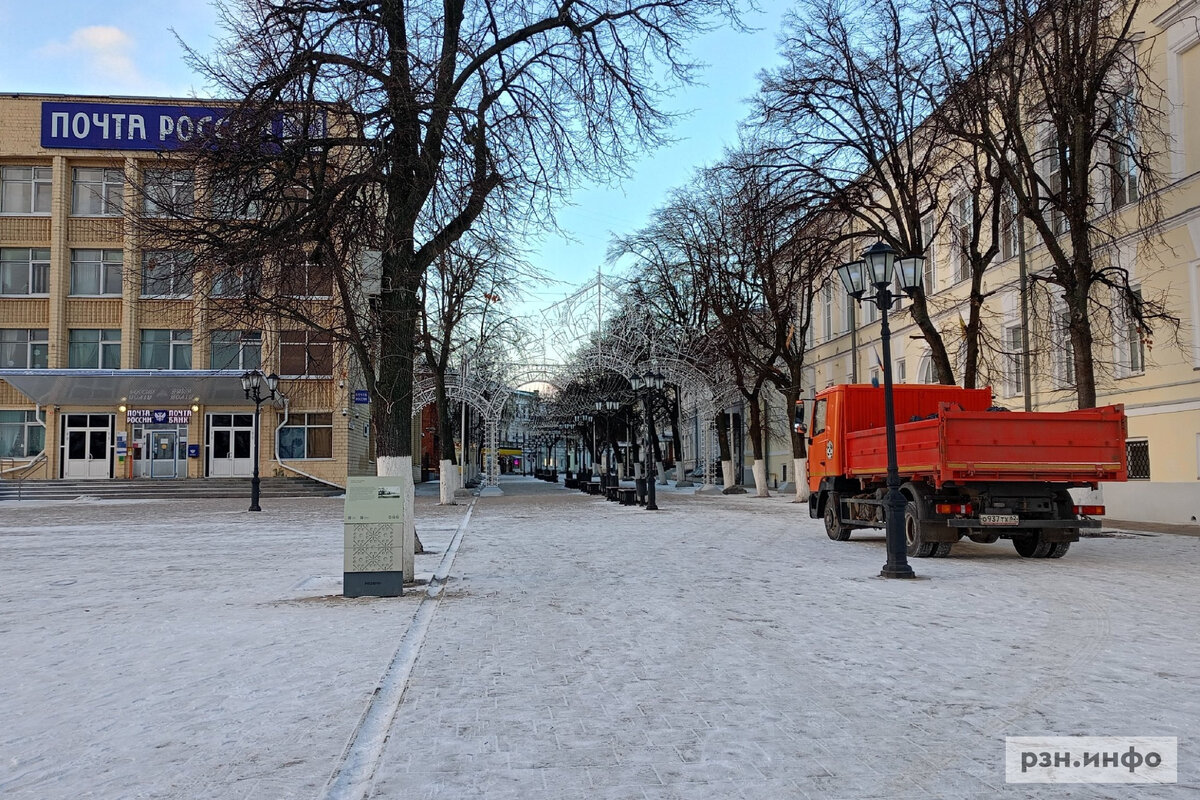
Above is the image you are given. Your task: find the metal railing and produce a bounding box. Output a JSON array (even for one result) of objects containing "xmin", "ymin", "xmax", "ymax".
[{"xmin": 0, "ymin": 453, "xmax": 48, "ymax": 501}]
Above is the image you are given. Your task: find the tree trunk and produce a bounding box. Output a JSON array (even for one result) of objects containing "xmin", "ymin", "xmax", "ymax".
[
  {"xmin": 907, "ymin": 291, "xmax": 957, "ymax": 384},
  {"xmin": 433, "ymin": 375, "xmax": 457, "ymax": 504},
  {"xmin": 784, "ymin": 381, "xmax": 810, "ymax": 503},
  {"xmin": 747, "ymin": 394, "xmax": 769, "ymax": 497}
]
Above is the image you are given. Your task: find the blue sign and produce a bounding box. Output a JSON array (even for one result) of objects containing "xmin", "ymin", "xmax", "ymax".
[
  {"xmin": 353, "ymin": 390, "xmax": 370, "ymax": 404},
  {"xmin": 187, "ymin": 444, "xmax": 201, "ymax": 458},
  {"xmin": 40, "ymin": 101, "xmax": 327, "ymax": 152}
]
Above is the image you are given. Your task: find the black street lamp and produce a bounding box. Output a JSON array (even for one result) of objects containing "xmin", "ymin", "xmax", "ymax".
[
  {"xmin": 630, "ymin": 368, "xmax": 665, "ymax": 511},
  {"xmin": 240, "ymin": 369, "xmax": 280, "ymax": 512},
  {"xmin": 836, "ymin": 241, "xmax": 924, "ymax": 578}
]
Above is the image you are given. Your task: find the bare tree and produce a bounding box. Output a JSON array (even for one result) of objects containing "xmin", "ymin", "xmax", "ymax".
[
  {"xmin": 419, "ymin": 231, "xmax": 535, "ymax": 503},
  {"xmin": 932, "ymin": 0, "xmax": 1178, "ymax": 407},
  {"xmin": 129, "ymin": 0, "xmax": 741, "ymax": 564},
  {"xmin": 753, "ymin": 0, "xmax": 960, "ymax": 385}
]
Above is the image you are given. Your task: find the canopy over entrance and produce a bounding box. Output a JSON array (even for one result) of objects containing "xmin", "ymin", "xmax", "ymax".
[{"xmin": 0, "ymin": 370, "xmax": 256, "ymax": 406}]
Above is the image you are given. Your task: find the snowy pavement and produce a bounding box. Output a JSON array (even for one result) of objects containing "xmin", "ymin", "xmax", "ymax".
[{"xmin": 2, "ymin": 476, "xmax": 1198, "ymax": 798}]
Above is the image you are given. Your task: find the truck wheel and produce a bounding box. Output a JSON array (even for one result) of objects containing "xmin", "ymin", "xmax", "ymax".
[
  {"xmin": 904, "ymin": 501, "xmax": 936, "ymax": 557},
  {"xmin": 1046, "ymin": 542, "xmax": 1071, "ymax": 559},
  {"xmin": 825, "ymin": 493, "xmax": 851, "ymax": 541},
  {"xmin": 1013, "ymin": 534, "xmax": 1052, "ymax": 558},
  {"xmin": 931, "ymin": 542, "xmax": 953, "ymax": 558},
  {"xmin": 968, "ymin": 532, "xmax": 1000, "ymax": 544}
]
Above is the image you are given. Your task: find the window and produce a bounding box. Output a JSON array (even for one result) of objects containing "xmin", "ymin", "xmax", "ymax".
[
  {"xmin": 141, "ymin": 251, "xmax": 193, "ymax": 297},
  {"xmin": 1003, "ymin": 324, "xmax": 1025, "ymax": 398},
  {"xmin": 278, "ymin": 412, "xmax": 333, "ymax": 459},
  {"xmin": 281, "ymin": 259, "xmax": 333, "ymax": 298},
  {"xmin": 139, "ymin": 330, "xmax": 192, "ymax": 370},
  {"xmin": 918, "ymin": 354, "xmax": 935, "ymax": 384},
  {"xmin": 71, "ymin": 168, "xmax": 124, "ymax": 216},
  {"xmin": 1000, "ymin": 189, "xmax": 1022, "ymax": 262},
  {"xmin": 0, "ymin": 410, "xmax": 45, "ymax": 458},
  {"xmin": 1126, "ymin": 439, "xmax": 1150, "ymax": 480},
  {"xmin": 921, "ymin": 215, "xmax": 937, "ymax": 291},
  {"xmin": 279, "ymin": 330, "xmax": 332, "ymax": 376},
  {"xmin": 210, "ymin": 330, "xmax": 262, "ymax": 370},
  {"xmin": 953, "ymin": 193, "xmax": 972, "ymax": 283},
  {"xmin": 70, "ymin": 249, "xmax": 123, "ymax": 296},
  {"xmin": 1111, "ymin": 92, "xmax": 1140, "ymax": 208},
  {"xmin": 895, "ymin": 358, "xmax": 906, "ymax": 384},
  {"xmin": 68, "ymin": 329, "xmax": 121, "ymax": 369},
  {"xmin": 1042, "ymin": 133, "xmax": 1066, "ymax": 235},
  {"xmin": 0, "ymin": 248, "xmax": 51, "ymax": 296},
  {"xmin": 211, "ymin": 175, "xmax": 261, "ymax": 219},
  {"xmin": 212, "ymin": 262, "xmax": 261, "ymax": 298},
  {"xmin": 0, "ymin": 167, "xmax": 52, "ymax": 214},
  {"xmin": 1117, "ymin": 288, "xmax": 1145, "ymax": 376},
  {"xmin": 811, "ymin": 399, "xmax": 827, "ymax": 436},
  {"xmin": 1053, "ymin": 307, "xmax": 1075, "ymax": 388},
  {"xmin": 0, "ymin": 329, "xmax": 48, "ymax": 369},
  {"xmin": 142, "ymin": 169, "xmax": 194, "ymax": 217},
  {"xmin": 822, "ymin": 285, "xmax": 833, "ymax": 340}
]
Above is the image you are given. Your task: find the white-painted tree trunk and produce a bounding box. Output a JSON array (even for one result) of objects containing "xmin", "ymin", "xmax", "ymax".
[
  {"xmin": 378, "ymin": 455, "xmax": 417, "ymax": 575},
  {"xmin": 721, "ymin": 459, "xmax": 735, "ymax": 488},
  {"xmin": 752, "ymin": 459, "xmax": 770, "ymax": 497},
  {"xmin": 656, "ymin": 460, "xmax": 666, "ymax": 484},
  {"xmin": 438, "ymin": 458, "xmax": 456, "ymax": 505},
  {"xmin": 793, "ymin": 457, "xmax": 811, "ymax": 503}
]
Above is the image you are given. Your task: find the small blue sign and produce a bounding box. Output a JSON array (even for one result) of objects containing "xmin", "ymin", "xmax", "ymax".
[
  {"xmin": 151, "ymin": 410, "xmax": 169, "ymax": 424},
  {"xmin": 187, "ymin": 444, "xmax": 200, "ymax": 458},
  {"xmin": 353, "ymin": 390, "xmax": 370, "ymax": 404}
]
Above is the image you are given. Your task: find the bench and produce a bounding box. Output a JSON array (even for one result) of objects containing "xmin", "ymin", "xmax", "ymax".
[{"xmin": 617, "ymin": 487, "xmax": 638, "ymax": 505}]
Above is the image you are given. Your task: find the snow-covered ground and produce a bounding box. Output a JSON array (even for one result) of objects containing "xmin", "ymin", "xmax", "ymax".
[{"xmin": 2, "ymin": 477, "xmax": 1197, "ymax": 799}]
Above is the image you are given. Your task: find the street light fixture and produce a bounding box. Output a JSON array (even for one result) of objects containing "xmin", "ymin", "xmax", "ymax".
[
  {"xmin": 837, "ymin": 240, "xmax": 924, "ymax": 578},
  {"xmin": 630, "ymin": 368, "xmax": 664, "ymax": 511},
  {"xmin": 240, "ymin": 369, "xmax": 280, "ymax": 512}
]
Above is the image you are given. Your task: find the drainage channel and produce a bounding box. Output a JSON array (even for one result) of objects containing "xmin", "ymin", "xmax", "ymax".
[{"xmin": 320, "ymin": 497, "xmax": 477, "ymax": 800}]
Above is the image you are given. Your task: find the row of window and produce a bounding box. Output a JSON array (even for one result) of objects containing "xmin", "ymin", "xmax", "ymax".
[
  {"xmin": 0, "ymin": 166, "xmax": 215, "ymax": 218},
  {"xmin": 1, "ymin": 327, "xmax": 330, "ymax": 375},
  {"xmin": 0, "ymin": 248, "xmax": 331, "ymax": 299},
  {"xmin": 0, "ymin": 409, "xmax": 333, "ymax": 460}
]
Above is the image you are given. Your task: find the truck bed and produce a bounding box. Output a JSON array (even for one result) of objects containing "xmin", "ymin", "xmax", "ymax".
[{"xmin": 844, "ymin": 403, "xmax": 1127, "ymax": 487}]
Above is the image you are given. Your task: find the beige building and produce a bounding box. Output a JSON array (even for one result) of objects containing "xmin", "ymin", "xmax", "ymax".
[
  {"xmin": 794, "ymin": 0, "xmax": 1200, "ymax": 524},
  {"xmin": 0, "ymin": 93, "xmax": 381, "ymax": 487}
]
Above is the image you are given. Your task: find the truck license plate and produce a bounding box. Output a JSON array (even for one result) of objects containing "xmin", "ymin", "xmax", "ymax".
[{"xmin": 980, "ymin": 514, "xmax": 1019, "ymax": 526}]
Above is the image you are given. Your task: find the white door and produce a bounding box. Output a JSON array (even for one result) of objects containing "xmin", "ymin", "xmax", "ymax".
[
  {"xmin": 62, "ymin": 414, "xmax": 112, "ymax": 479},
  {"xmin": 208, "ymin": 413, "xmax": 255, "ymax": 477}
]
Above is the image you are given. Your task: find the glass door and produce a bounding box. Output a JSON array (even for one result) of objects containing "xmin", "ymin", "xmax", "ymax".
[
  {"xmin": 149, "ymin": 431, "xmax": 178, "ymax": 478},
  {"xmin": 207, "ymin": 413, "xmax": 255, "ymax": 477},
  {"xmin": 62, "ymin": 414, "xmax": 112, "ymax": 478}
]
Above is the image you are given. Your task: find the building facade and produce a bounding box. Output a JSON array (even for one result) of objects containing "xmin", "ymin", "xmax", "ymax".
[
  {"xmin": 794, "ymin": 0, "xmax": 1200, "ymax": 524},
  {"xmin": 0, "ymin": 93, "xmax": 389, "ymax": 486}
]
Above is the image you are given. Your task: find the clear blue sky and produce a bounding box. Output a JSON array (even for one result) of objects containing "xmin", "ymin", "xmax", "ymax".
[{"xmin": 0, "ymin": 0, "xmax": 790, "ymax": 308}]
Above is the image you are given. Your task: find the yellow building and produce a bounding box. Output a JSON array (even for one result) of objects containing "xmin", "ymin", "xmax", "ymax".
[
  {"xmin": 799, "ymin": 0, "xmax": 1200, "ymax": 524},
  {"xmin": 0, "ymin": 93, "xmax": 379, "ymax": 486}
]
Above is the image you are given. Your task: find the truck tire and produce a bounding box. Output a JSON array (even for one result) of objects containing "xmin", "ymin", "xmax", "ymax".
[
  {"xmin": 1047, "ymin": 542, "xmax": 1071, "ymax": 558},
  {"xmin": 904, "ymin": 501, "xmax": 936, "ymax": 557},
  {"xmin": 825, "ymin": 493, "xmax": 852, "ymax": 541},
  {"xmin": 1013, "ymin": 533, "xmax": 1052, "ymax": 558},
  {"xmin": 931, "ymin": 542, "xmax": 953, "ymax": 557}
]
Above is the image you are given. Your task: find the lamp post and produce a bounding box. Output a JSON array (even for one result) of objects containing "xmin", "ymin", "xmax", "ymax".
[
  {"xmin": 240, "ymin": 369, "xmax": 280, "ymax": 512},
  {"xmin": 836, "ymin": 241, "xmax": 924, "ymax": 578},
  {"xmin": 630, "ymin": 368, "xmax": 664, "ymax": 511}
]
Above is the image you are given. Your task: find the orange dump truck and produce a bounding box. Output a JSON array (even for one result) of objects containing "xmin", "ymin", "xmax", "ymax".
[{"xmin": 807, "ymin": 384, "xmax": 1127, "ymax": 559}]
